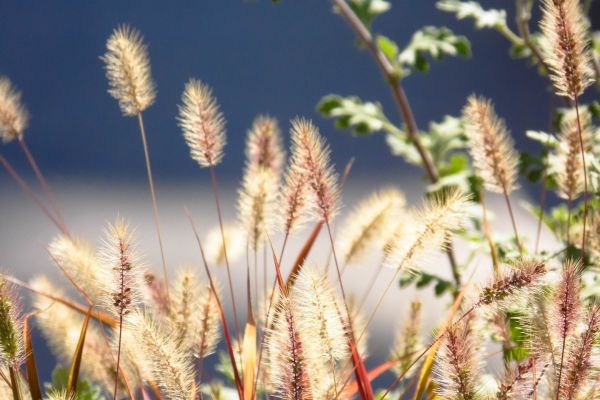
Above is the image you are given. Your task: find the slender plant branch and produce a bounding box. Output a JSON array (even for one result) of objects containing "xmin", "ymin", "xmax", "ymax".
[
  {"xmin": 329, "ymin": 0, "xmax": 462, "ymax": 287},
  {"xmin": 136, "ymin": 112, "xmax": 170, "ymax": 303},
  {"xmin": 515, "ymin": 0, "xmax": 550, "ymax": 74},
  {"xmin": 17, "ymin": 137, "xmax": 66, "ymax": 228},
  {"xmin": 0, "ymin": 155, "xmax": 68, "ymax": 234}
]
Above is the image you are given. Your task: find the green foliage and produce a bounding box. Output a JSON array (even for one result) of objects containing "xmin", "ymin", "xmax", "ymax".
[
  {"xmin": 399, "ymin": 270, "xmax": 455, "ymax": 297},
  {"xmin": 436, "ymin": 0, "xmax": 508, "ymax": 30},
  {"xmin": 398, "ymin": 26, "xmax": 471, "ymax": 73},
  {"xmin": 347, "ymin": 0, "xmax": 390, "ymax": 28},
  {"xmin": 44, "ymin": 367, "xmax": 105, "ymax": 400},
  {"xmin": 317, "ymin": 94, "xmax": 401, "ymax": 136}
]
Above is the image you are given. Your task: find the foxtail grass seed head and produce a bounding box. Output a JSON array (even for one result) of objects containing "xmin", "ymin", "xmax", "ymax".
[
  {"xmin": 291, "ymin": 266, "xmax": 348, "ymax": 397},
  {"xmin": 178, "ymin": 79, "xmax": 226, "ymax": 167},
  {"xmin": 246, "ymin": 115, "xmax": 285, "ymax": 175},
  {"xmin": 385, "ymin": 189, "xmax": 469, "ymax": 272},
  {"xmin": 204, "ymin": 223, "xmax": 245, "ymax": 266},
  {"xmin": 560, "ymin": 303, "xmax": 600, "ymax": 400},
  {"xmin": 555, "ymin": 110, "xmax": 592, "ymax": 200},
  {"xmin": 552, "ymin": 259, "xmax": 582, "ymax": 346},
  {"xmin": 0, "ymin": 77, "xmax": 28, "ymax": 143},
  {"xmin": 280, "ymin": 158, "xmax": 309, "ymax": 234},
  {"xmin": 127, "ymin": 311, "xmax": 196, "ymax": 399},
  {"xmin": 476, "ymin": 260, "xmax": 547, "ymax": 309},
  {"xmin": 99, "ymin": 217, "xmax": 144, "ymax": 319},
  {"xmin": 169, "ymin": 267, "xmax": 205, "ymax": 348},
  {"xmin": 540, "ymin": 0, "xmax": 595, "ymax": 99},
  {"xmin": 337, "ymin": 188, "xmax": 405, "ymax": 265},
  {"xmin": 48, "ymin": 234, "xmax": 106, "ymax": 300},
  {"xmin": 434, "ymin": 313, "xmax": 483, "ymax": 400},
  {"xmin": 496, "ymin": 358, "xmax": 535, "ymax": 400},
  {"xmin": 102, "ymin": 25, "xmax": 156, "ymax": 116},
  {"xmin": 169, "ymin": 267, "xmax": 221, "ymax": 357},
  {"xmin": 463, "ymin": 95, "xmax": 519, "ymax": 194},
  {"xmin": 392, "ymin": 298, "xmax": 422, "ymax": 378},
  {"xmin": 47, "ymin": 389, "xmax": 76, "ymax": 400},
  {"xmin": 267, "ymin": 293, "xmax": 313, "ymax": 400},
  {"xmin": 238, "ymin": 165, "xmax": 279, "ymax": 251},
  {"xmin": 290, "ymin": 117, "xmax": 340, "ymax": 221},
  {"xmin": 0, "ymin": 275, "xmax": 22, "ymax": 366}
]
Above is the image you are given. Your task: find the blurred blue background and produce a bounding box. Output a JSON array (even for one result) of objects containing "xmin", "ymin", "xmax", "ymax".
[{"xmin": 2, "ymin": 0, "xmax": 596, "ymax": 183}]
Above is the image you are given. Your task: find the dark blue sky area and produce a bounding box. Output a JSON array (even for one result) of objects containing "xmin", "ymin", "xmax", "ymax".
[{"xmin": 0, "ymin": 1, "xmax": 597, "ymax": 183}]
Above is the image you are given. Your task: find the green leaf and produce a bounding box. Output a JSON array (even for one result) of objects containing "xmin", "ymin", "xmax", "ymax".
[
  {"xmin": 317, "ymin": 94, "xmax": 401, "ymax": 136},
  {"xmin": 399, "ymin": 26, "xmax": 471, "ymax": 72},
  {"xmin": 436, "ymin": 0, "xmax": 508, "ymax": 30},
  {"xmin": 347, "ymin": 0, "xmax": 391, "ymax": 28},
  {"xmin": 376, "ymin": 35, "xmax": 399, "ymax": 62},
  {"xmin": 398, "ymin": 270, "xmax": 455, "ymax": 297},
  {"xmin": 44, "ymin": 367, "xmax": 104, "ymax": 400}
]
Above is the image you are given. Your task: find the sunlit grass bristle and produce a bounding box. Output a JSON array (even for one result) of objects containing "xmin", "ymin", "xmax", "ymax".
[
  {"xmin": 178, "ymin": 78, "xmax": 226, "ymax": 168},
  {"xmin": 337, "ymin": 188, "xmax": 405, "ymax": 266},
  {"xmin": 102, "ymin": 25, "xmax": 156, "ymax": 116},
  {"xmin": 0, "ymin": 76, "xmax": 28, "ymax": 143},
  {"xmin": 290, "ymin": 117, "xmax": 340, "ymax": 222}
]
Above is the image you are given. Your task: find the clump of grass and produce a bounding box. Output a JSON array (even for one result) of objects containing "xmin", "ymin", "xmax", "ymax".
[{"xmin": 2, "ymin": 1, "xmax": 600, "ymax": 399}]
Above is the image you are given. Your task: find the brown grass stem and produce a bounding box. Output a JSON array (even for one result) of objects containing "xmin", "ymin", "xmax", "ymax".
[
  {"xmin": 135, "ymin": 112, "xmax": 169, "ymax": 303},
  {"xmin": 17, "ymin": 137, "xmax": 65, "ymax": 228},
  {"xmin": 9, "ymin": 365, "xmax": 21, "ymax": 400},
  {"xmin": 329, "ymin": 0, "xmax": 462, "ymax": 287},
  {"xmin": 0, "ymin": 155, "xmax": 68, "ymax": 235},
  {"xmin": 574, "ymin": 98, "xmax": 588, "ymax": 255},
  {"xmin": 184, "ymin": 208, "xmax": 244, "ymax": 399},
  {"xmin": 502, "ymin": 187, "xmax": 523, "ymax": 254},
  {"xmin": 208, "ymin": 163, "xmax": 241, "ymax": 342}
]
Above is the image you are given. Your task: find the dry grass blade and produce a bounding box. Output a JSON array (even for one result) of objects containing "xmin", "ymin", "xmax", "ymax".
[
  {"xmin": 23, "ymin": 315, "xmax": 42, "ymax": 400},
  {"xmin": 67, "ymin": 306, "xmax": 92, "ymax": 394},
  {"xmin": 242, "ymin": 322, "xmax": 257, "ymax": 400}
]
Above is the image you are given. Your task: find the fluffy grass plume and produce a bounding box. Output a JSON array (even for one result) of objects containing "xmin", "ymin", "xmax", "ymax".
[
  {"xmin": 475, "ymin": 260, "xmax": 547, "ymax": 309},
  {"xmin": 337, "ymin": 188, "xmax": 405, "ymax": 265},
  {"xmin": 496, "ymin": 358, "xmax": 535, "ymax": 400},
  {"xmin": 238, "ymin": 159, "xmax": 280, "ymax": 251},
  {"xmin": 246, "ymin": 115, "xmax": 285, "ymax": 175},
  {"xmin": 177, "ymin": 79, "xmax": 226, "ymax": 168},
  {"xmin": 279, "ymin": 154, "xmax": 309, "ymax": 235},
  {"xmin": 47, "ymin": 234, "xmax": 105, "ymax": 300},
  {"xmin": 290, "ymin": 118, "xmax": 340, "ymax": 221},
  {"xmin": 98, "ymin": 217, "xmax": 145, "ymax": 319},
  {"xmin": 539, "ymin": 0, "xmax": 595, "ymax": 99},
  {"xmin": 102, "ymin": 25, "xmax": 156, "ymax": 116},
  {"xmin": 266, "ymin": 294, "xmax": 314, "ymax": 400},
  {"xmin": 0, "ymin": 76, "xmax": 28, "ymax": 143},
  {"xmin": 434, "ymin": 314, "xmax": 483, "ymax": 400},
  {"xmin": 291, "ymin": 265, "xmax": 349, "ymax": 396},
  {"xmin": 385, "ymin": 189, "xmax": 469, "ymax": 272},
  {"xmin": 463, "ymin": 95, "xmax": 519, "ymax": 195},
  {"xmin": 560, "ymin": 303, "xmax": 600, "ymax": 399},
  {"xmin": 169, "ymin": 267, "xmax": 221, "ymax": 357},
  {"xmin": 391, "ymin": 298, "xmax": 422, "ymax": 378},
  {"xmin": 555, "ymin": 110, "xmax": 592, "ymax": 200},
  {"xmin": 127, "ymin": 311, "xmax": 196, "ymax": 399}
]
